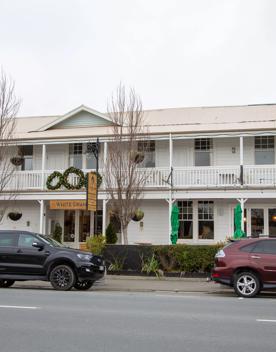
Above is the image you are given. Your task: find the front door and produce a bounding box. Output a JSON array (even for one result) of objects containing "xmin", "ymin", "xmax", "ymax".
[{"xmin": 63, "ymin": 210, "xmax": 76, "ymax": 248}]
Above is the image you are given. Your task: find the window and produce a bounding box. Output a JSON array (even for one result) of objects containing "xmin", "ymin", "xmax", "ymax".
[
  {"xmin": 198, "ymin": 201, "xmax": 214, "ymax": 239},
  {"xmin": 18, "ymin": 233, "xmax": 36, "ymax": 248},
  {"xmin": 20, "ymin": 145, "xmax": 33, "ymax": 171},
  {"xmin": 64, "ymin": 210, "xmax": 75, "ymax": 242},
  {"xmin": 269, "ymin": 209, "xmax": 276, "ymax": 238},
  {"xmin": 69, "ymin": 143, "xmax": 83, "ymax": 169},
  {"xmin": 195, "ymin": 139, "xmax": 212, "ymax": 166},
  {"xmin": 79, "ymin": 211, "xmax": 90, "ymax": 242},
  {"xmin": 251, "ymin": 208, "xmax": 264, "ymax": 237},
  {"xmin": 252, "ymin": 240, "xmax": 276, "ymax": 254},
  {"xmin": 178, "ymin": 201, "xmax": 193, "ymax": 239},
  {"xmin": 0, "ymin": 233, "xmax": 17, "ymax": 247},
  {"xmin": 240, "ymin": 242, "xmax": 257, "ymax": 253},
  {"xmin": 137, "ymin": 141, "xmax": 155, "ymax": 167},
  {"xmin": 255, "ymin": 136, "xmax": 274, "ymax": 165}
]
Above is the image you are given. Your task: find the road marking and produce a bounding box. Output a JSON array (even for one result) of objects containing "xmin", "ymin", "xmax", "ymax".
[
  {"xmin": 256, "ymin": 319, "xmax": 276, "ymax": 323},
  {"xmin": 0, "ymin": 305, "xmax": 39, "ymax": 310}
]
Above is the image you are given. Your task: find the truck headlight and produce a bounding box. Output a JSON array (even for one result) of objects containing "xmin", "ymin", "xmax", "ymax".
[{"xmin": 77, "ymin": 253, "xmax": 92, "ymax": 261}]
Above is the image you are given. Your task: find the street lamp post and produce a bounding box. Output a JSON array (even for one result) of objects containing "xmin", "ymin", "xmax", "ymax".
[{"xmin": 87, "ymin": 138, "xmax": 100, "ymax": 235}]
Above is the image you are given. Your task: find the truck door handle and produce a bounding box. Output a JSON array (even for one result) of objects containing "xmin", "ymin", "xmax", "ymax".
[
  {"xmin": 17, "ymin": 249, "xmax": 23, "ymax": 254},
  {"xmin": 251, "ymin": 255, "xmax": 261, "ymax": 259}
]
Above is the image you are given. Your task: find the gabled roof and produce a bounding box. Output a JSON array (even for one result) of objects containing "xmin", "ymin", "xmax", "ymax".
[{"xmin": 34, "ymin": 105, "xmax": 113, "ymax": 132}]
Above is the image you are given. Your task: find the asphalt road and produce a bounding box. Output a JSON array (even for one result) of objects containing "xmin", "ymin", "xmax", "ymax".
[{"xmin": 0, "ymin": 288, "xmax": 276, "ymax": 352}]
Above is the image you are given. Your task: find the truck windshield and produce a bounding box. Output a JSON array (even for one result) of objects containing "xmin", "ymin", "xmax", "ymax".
[{"xmin": 36, "ymin": 234, "xmax": 64, "ymax": 248}]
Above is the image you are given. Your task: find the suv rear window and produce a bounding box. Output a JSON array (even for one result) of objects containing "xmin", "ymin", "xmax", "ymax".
[
  {"xmin": 252, "ymin": 240, "xmax": 276, "ymax": 254},
  {"xmin": 240, "ymin": 242, "xmax": 258, "ymax": 253}
]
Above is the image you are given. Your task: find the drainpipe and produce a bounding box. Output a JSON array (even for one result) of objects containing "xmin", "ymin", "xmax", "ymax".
[
  {"xmin": 41, "ymin": 144, "xmax": 46, "ymax": 190},
  {"xmin": 239, "ymin": 137, "xmax": 244, "ymax": 186}
]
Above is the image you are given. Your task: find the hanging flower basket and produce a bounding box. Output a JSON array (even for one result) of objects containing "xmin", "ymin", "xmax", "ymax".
[
  {"xmin": 10, "ymin": 156, "xmax": 24, "ymax": 166},
  {"xmin": 132, "ymin": 209, "xmax": 144, "ymax": 222},
  {"xmin": 8, "ymin": 212, "xmax": 22, "ymax": 221},
  {"xmin": 131, "ymin": 151, "xmax": 144, "ymax": 164}
]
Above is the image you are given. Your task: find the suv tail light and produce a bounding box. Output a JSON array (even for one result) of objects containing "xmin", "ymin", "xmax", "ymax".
[{"xmin": 215, "ymin": 249, "xmax": 225, "ymax": 258}]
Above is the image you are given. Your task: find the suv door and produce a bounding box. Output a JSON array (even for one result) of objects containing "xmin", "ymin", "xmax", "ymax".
[
  {"xmin": 13, "ymin": 233, "xmax": 50, "ymax": 276},
  {"xmin": 0, "ymin": 232, "xmax": 19, "ymax": 274},
  {"xmin": 249, "ymin": 240, "xmax": 276, "ymax": 283}
]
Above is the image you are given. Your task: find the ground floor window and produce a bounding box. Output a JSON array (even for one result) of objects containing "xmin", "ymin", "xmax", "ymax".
[
  {"xmin": 178, "ymin": 201, "xmax": 193, "ymax": 239},
  {"xmin": 64, "ymin": 210, "xmax": 75, "ymax": 242},
  {"xmin": 251, "ymin": 208, "xmax": 264, "ymax": 237},
  {"xmin": 79, "ymin": 210, "xmax": 90, "ymax": 242},
  {"xmin": 268, "ymin": 209, "xmax": 276, "ymax": 238},
  {"xmin": 198, "ymin": 201, "xmax": 214, "ymax": 239}
]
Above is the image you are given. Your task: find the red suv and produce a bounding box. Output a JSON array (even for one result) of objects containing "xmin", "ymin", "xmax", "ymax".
[{"xmin": 212, "ymin": 238, "xmax": 276, "ymax": 298}]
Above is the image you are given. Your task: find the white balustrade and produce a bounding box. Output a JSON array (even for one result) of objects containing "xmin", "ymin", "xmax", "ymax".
[{"xmin": 4, "ymin": 165, "xmax": 276, "ymax": 191}]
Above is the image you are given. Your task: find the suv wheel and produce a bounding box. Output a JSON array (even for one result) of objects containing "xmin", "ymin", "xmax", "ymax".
[
  {"xmin": 74, "ymin": 280, "xmax": 94, "ymax": 291},
  {"xmin": 0, "ymin": 280, "xmax": 15, "ymax": 288},
  {"xmin": 234, "ymin": 271, "xmax": 260, "ymax": 298},
  {"xmin": 49, "ymin": 265, "xmax": 76, "ymax": 291}
]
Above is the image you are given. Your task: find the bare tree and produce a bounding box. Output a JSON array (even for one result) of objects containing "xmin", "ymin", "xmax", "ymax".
[
  {"xmin": 105, "ymin": 85, "xmax": 149, "ymax": 244},
  {"xmin": 0, "ymin": 70, "xmax": 20, "ymax": 221}
]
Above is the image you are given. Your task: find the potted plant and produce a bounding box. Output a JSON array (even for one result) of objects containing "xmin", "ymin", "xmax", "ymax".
[
  {"xmin": 132, "ymin": 209, "xmax": 144, "ymax": 222},
  {"xmin": 8, "ymin": 212, "xmax": 22, "ymax": 221}
]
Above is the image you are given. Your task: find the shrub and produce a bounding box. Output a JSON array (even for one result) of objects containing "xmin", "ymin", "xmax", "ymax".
[
  {"xmin": 106, "ymin": 223, "xmax": 118, "ymax": 244},
  {"xmin": 86, "ymin": 235, "xmax": 106, "ymax": 255},
  {"xmin": 141, "ymin": 253, "xmax": 162, "ymax": 277},
  {"xmin": 52, "ymin": 223, "xmax": 62, "ymax": 243},
  {"xmin": 154, "ymin": 244, "xmax": 222, "ymax": 273}
]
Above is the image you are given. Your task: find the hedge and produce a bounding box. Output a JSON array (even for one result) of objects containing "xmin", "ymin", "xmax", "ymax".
[{"xmin": 101, "ymin": 243, "xmax": 224, "ymax": 274}]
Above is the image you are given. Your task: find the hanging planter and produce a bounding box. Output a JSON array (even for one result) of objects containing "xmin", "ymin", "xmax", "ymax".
[
  {"xmin": 8, "ymin": 212, "xmax": 22, "ymax": 221},
  {"xmin": 10, "ymin": 156, "xmax": 24, "ymax": 166},
  {"xmin": 131, "ymin": 151, "xmax": 144, "ymax": 164},
  {"xmin": 132, "ymin": 209, "xmax": 144, "ymax": 222}
]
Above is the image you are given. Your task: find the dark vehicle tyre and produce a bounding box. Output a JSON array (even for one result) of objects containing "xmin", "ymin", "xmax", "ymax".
[
  {"xmin": 0, "ymin": 280, "xmax": 15, "ymax": 288},
  {"xmin": 74, "ymin": 280, "xmax": 94, "ymax": 291},
  {"xmin": 234, "ymin": 271, "xmax": 260, "ymax": 298},
  {"xmin": 49, "ymin": 265, "xmax": 76, "ymax": 291}
]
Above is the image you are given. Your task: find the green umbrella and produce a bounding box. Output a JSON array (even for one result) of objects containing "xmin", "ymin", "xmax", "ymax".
[
  {"xmin": 170, "ymin": 204, "xmax": 179, "ymax": 244},
  {"xmin": 234, "ymin": 203, "xmax": 245, "ymax": 239}
]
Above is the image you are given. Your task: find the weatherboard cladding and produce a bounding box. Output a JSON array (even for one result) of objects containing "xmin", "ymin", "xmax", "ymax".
[{"xmin": 50, "ymin": 111, "xmax": 111, "ymax": 129}]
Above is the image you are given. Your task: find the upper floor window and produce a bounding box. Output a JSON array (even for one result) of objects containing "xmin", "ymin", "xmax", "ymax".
[
  {"xmin": 137, "ymin": 141, "xmax": 155, "ymax": 167},
  {"xmin": 69, "ymin": 143, "xmax": 83, "ymax": 169},
  {"xmin": 194, "ymin": 138, "xmax": 212, "ymax": 166},
  {"xmin": 255, "ymin": 136, "xmax": 274, "ymax": 165},
  {"xmin": 20, "ymin": 145, "xmax": 33, "ymax": 171}
]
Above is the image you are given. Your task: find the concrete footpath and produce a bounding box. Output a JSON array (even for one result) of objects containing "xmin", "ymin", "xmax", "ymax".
[{"xmin": 12, "ymin": 275, "xmax": 232, "ymax": 294}]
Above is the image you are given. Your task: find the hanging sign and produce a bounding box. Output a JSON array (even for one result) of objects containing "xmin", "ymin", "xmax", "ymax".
[
  {"xmin": 49, "ymin": 200, "xmax": 86, "ymax": 210},
  {"xmin": 87, "ymin": 172, "xmax": 97, "ymax": 212}
]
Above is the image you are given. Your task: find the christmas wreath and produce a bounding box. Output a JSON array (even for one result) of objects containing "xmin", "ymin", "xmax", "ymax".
[
  {"xmin": 46, "ymin": 171, "xmax": 63, "ymax": 190},
  {"xmin": 62, "ymin": 167, "xmax": 85, "ymax": 190}
]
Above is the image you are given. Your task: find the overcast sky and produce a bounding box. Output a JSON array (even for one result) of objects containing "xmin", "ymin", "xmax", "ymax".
[{"xmin": 1, "ymin": 0, "xmax": 276, "ymax": 116}]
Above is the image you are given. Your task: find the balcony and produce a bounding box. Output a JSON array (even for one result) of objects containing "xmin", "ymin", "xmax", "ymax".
[{"xmin": 3, "ymin": 165, "xmax": 276, "ymax": 192}]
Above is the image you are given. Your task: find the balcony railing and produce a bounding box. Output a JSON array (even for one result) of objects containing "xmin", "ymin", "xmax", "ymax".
[{"xmin": 3, "ymin": 165, "xmax": 276, "ymax": 192}]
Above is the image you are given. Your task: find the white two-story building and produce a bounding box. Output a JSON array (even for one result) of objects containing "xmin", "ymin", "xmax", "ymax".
[{"xmin": 1, "ymin": 104, "xmax": 276, "ymax": 247}]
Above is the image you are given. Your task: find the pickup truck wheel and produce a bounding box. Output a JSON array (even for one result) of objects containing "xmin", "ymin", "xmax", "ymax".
[
  {"xmin": 0, "ymin": 280, "xmax": 15, "ymax": 288},
  {"xmin": 49, "ymin": 265, "xmax": 76, "ymax": 291},
  {"xmin": 74, "ymin": 280, "xmax": 94, "ymax": 290},
  {"xmin": 234, "ymin": 271, "xmax": 260, "ymax": 298}
]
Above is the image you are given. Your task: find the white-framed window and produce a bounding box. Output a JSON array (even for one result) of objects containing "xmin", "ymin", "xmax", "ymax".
[
  {"xmin": 198, "ymin": 201, "xmax": 214, "ymax": 239},
  {"xmin": 194, "ymin": 138, "xmax": 212, "ymax": 166},
  {"xmin": 178, "ymin": 201, "xmax": 193, "ymax": 239},
  {"xmin": 137, "ymin": 141, "xmax": 155, "ymax": 167},
  {"xmin": 69, "ymin": 143, "xmax": 83, "ymax": 169},
  {"xmin": 255, "ymin": 136, "xmax": 274, "ymax": 165}
]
